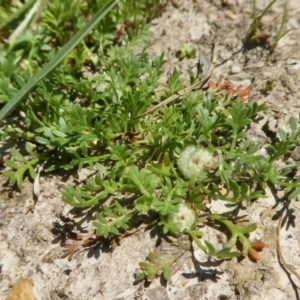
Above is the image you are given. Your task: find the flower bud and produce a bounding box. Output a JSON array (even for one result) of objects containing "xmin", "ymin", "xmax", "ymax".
[
  {"xmin": 251, "ymin": 241, "xmax": 266, "ymax": 251},
  {"xmin": 248, "ymin": 248, "xmax": 260, "ymax": 261}
]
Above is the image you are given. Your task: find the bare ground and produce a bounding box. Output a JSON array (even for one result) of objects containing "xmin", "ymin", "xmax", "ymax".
[{"xmin": 1, "ymin": 0, "xmax": 300, "ymax": 299}]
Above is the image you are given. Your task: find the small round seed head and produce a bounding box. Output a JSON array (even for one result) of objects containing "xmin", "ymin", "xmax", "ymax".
[
  {"xmin": 170, "ymin": 203, "xmax": 196, "ymax": 232},
  {"xmin": 177, "ymin": 145, "xmax": 214, "ymax": 179}
]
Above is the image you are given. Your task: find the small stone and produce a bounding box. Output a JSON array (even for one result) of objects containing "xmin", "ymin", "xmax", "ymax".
[
  {"xmin": 0, "ymin": 202, "xmax": 7, "ymax": 210},
  {"xmin": 0, "ymin": 211, "xmax": 5, "ymax": 218},
  {"xmin": 286, "ymin": 59, "xmax": 300, "ymax": 73},
  {"xmin": 225, "ymin": 10, "xmax": 237, "ymax": 20},
  {"xmin": 146, "ymin": 286, "xmax": 170, "ymax": 300},
  {"xmin": 291, "ymin": 146, "xmax": 300, "ymax": 161},
  {"xmin": 230, "ymin": 65, "xmax": 241, "ymax": 74},
  {"xmin": 193, "ymin": 245, "xmax": 210, "ymax": 263}
]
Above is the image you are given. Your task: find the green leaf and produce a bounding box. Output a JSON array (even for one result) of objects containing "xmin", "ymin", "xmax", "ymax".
[
  {"xmin": 35, "ymin": 136, "xmax": 49, "ymax": 144},
  {"xmin": 247, "ymin": 144, "xmax": 260, "ymax": 155},
  {"xmin": 93, "ymin": 222, "xmax": 109, "ymax": 238},
  {"xmin": 147, "ymin": 270, "xmax": 158, "ymax": 281},
  {"xmin": 94, "ymin": 163, "xmax": 108, "ymax": 174},
  {"xmin": 148, "ymin": 252, "xmax": 159, "ymax": 263},
  {"xmin": 4, "ymin": 159, "xmax": 19, "ymax": 169},
  {"xmin": 205, "ymin": 240, "xmax": 216, "ymax": 255},
  {"xmin": 43, "ymin": 127, "xmax": 54, "ymax": 139},
  {"xmin": 239, "ymin": 223, "xmax": 257, "ymax": 234},
  {"xmin": 139, "ymin": 262, "xmax": 152, "ymax": 269},
  {"xmin": 163, "ymin": 267, "xmax": 171, "ymax": 281},
  {"xmin": 289, "ymin": 117, "xmax": 298, "ymax": 134},
  {"xmin": 25, "ymin": 142, "xmax": 38, "ymax": 157},
  {"xmin": 52, "ymin": 130, "xmax": 67, "ymax": 138},
  {"xmin": 96, "ymin": 213, "xmax": 109, "ymax": 224},
  {"xmin": 63, "ymin": 186, "xmax": 105, "ymax": 207},
  {"xmin": 215, "ymin": 248, "xmax": 240, "ymax": 258},
  {"xmin": 28, "ymin": 166, "xmax": 37, "ymax": 180},
  {"xmin": 15, "ymin": 167, "xmax": 26, "ymax": 190},
  {"xmin": 125, "ymin": 166, "xmax": 155, "ymax": 197},
  {"xmin": 240, "ymin": 183, "xmax": 250, "ymax": 197},
  {"xmin": 135, "ymin": 273, "xmax": 146, "ymax": 281},
  {"xmin": 110, "ymin": 225, "xmax": 119, "ymax": 235},
  {"xmin": 278, "ymin": 128, "xmax": 287, "ymax": 141},
  {"xmin": 2, "ymin": 170, "xmax": 15, "ymax": 180},
  {"xmin": 229, "ymin": 180, "xmax": 241, "ymax": 200},
  {"xmin": 288, "ymin": 188, "xmax": 300, "ymax": 200},
  {"xmin": 11, "ymin": 149, "xmax": 26, "ymax": 162}
]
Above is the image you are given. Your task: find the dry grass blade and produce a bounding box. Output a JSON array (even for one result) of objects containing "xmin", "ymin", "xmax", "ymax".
[{"xmin": 134, "ymin": 73, "xmax": 212, "ymax": 119}]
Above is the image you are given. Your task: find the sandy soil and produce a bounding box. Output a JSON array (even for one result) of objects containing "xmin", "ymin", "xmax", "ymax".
[{"xmin": 1, "ymin": 0, "xmax": 300, "ymax": 299}]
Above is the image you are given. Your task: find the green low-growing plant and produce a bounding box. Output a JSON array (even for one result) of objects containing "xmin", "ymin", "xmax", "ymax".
[
  {"xmin": 1, "ymin": 0, "xmax": 300, "ymax": 284},
  {"xmin": 269, "ymin": 0, "xmax": 296, "ymax": 53},
  {"xmin": 244, "ymin": 0, "xmax": 295, "ymax": 51},
  {"xmin": 137, "ymin": 252, "xmax": 176, "ymax": 282},
  {"xmin": 176, "ymin": 44, "xmax": 196, "ymax": 60},
  {"xmin": 245, "ymin": 0, "xmax": 276, "ymax": 46}
]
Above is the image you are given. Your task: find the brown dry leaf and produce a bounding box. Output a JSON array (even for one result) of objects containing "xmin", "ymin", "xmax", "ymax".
[
  {"xmin": 112, "ymin": 131, "xmax": 140, "ymax": 144},
  {"xmin": 61, "ymin": 242, "xmax": 82, "ymax": 261},
  {"xmin": 5, "ymin": 278, "xmax": 37, "ymax": 300},
  {"xmin": 61, "ymin": 231, "xmax": 94, "ymax": 261},
  {"xmin": 109, "ymin": 236, "xmax": 120, "ymax": 252},
  {"xmin": 235, "ymin": 86, "xmax": 250, "ymax": 102},
  {"xmin": 82, "ymin": 237, "xmax": 97, "ymax": 247},
  {"xmin": 250, "ymin": 32, "xmax": 271, "ymax": 46}
]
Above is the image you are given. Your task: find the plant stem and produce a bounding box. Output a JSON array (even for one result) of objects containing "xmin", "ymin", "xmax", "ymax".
[{"xmin": 187, "ymin": 230, "xmax": 207, "ymax": 252}]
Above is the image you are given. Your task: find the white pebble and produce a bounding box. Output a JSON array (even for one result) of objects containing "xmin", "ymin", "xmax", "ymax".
[
  {"xmin": 230, "ymin": 65, "xmax": 242, "ymax": 74},
  {"xmin": 0, "ymin": 203, "xmax": 7, "ymax": 210}
]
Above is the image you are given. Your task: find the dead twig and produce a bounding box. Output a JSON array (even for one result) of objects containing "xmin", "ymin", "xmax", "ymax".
[{"xmin": 277, "ymin": 214, "xmax": 300, "ymax": 283}]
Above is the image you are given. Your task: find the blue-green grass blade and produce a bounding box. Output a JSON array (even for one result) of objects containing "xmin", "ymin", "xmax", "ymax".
[
  {"xmin": 0, "ymin": 0, "xmax": 36, "ymax": 31},
  {"xmin": 0, "ymin": 0, "xmax": 118, "ymax": 123}
]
